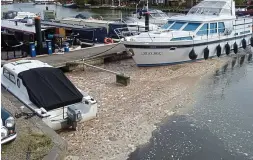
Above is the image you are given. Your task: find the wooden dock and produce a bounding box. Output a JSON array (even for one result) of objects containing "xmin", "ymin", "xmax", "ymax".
[{"xmin": 2, "ymin": 43, "xmax": 129, "ymax": 68}]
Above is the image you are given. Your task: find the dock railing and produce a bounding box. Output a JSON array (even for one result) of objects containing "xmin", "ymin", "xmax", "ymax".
[{"xmin": 113, "ymin": 24, "xmax": 159, "ymax": 40}]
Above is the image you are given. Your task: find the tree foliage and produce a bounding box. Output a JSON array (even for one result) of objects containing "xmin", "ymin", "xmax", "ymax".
[{"xmin": 235, "ymin": 0, "xmax": 246, "ymax": 5}]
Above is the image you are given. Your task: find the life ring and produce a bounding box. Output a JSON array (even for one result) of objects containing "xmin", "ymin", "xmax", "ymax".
[
  {"xmin": 104, "ymin": 38, "xmax": 114, "ymax": 44},
  {"xmin": 233, "ymin": 42, "xmax": 238, "ymax": 54},
  {"xmin": 204, "ymin": 47, "xmax": 209, "ymax": 60},
  {"xmin": 216, "ymin": 45, "xmax": 221, "ymax": 57},
  {"xmin": 225, "ymin": 43, "xmax": 230, "ymax": 55},
  {"xmin": 250, "ymin": 37, "xmax": 253, "ymax": 47},
  {"xmin": 189, "ymin": 48, "xmax": 197, "ymax": 60},
  {"xmin": 242, "ymin": 38, "xmax": 247, "ymax": 49}
]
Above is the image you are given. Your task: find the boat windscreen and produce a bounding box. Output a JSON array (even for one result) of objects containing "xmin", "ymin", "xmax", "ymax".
[{"xmin": 18, "ymin": 67, "xmax": 83, "ymax": 111}]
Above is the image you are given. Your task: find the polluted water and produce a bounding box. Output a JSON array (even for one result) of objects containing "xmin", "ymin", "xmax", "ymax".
[{"xmin": 128, "ymin": 52, "xmax": 253, "ymax": 160}]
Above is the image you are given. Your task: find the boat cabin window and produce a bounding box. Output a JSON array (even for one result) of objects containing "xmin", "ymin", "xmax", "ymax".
[
  {"xmin": 218, "ymin": 22, "xmax": 225, "ymax": 33},
  {"xmin": 3, "ymin": 68, "xmax": 9, "ymax": 78},
  {"xmin": 161, "ymin": 21, "xmax": 175, "ymax": 29},
  {"xmin": 17, "ymin": 79, "xmax": 21, "ymax": 88},
  {"xmin": 197, "ymin": 23, "xmax": 208, "ymax": 35},
  {"xmin": 210, "ymin": 23, "xmax": 217, "ymax": 34},
  {"xmin": 3, "ymin": 68, "xmax": 16, "ymax": 84},
  {"xmin": 171, "ymin": 36, "xmax": 193, "ymax": 41},
  {"xmin": 170, "ymin": 22, "xmax": 186, "ymax": 30},
  {"xmin": 183, "ymin": 23, "xmax": 201, "ymax": 31}
]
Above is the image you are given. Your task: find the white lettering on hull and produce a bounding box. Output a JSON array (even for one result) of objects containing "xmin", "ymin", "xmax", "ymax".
[{"xmin": 141, "ymin": 52, "xmax": 162, "ymax": 55}]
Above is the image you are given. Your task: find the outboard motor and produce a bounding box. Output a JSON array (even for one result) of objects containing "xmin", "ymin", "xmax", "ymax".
[{"xmin": 67, "ymin": 107, "xmax": 82, "ymax": 130}]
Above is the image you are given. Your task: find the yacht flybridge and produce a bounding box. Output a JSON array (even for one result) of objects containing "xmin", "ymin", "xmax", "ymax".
[
  {"xmin": 122, "ymin": 0, "xmax": 253, "ymax": 66},
  {"xmin": 1, "ymin": 60, "xmax": 97, "ymax": 130}
]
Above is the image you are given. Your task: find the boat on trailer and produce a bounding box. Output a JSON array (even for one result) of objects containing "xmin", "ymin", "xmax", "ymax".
[
  {"xmin": 122, "ymin": 0, "xmax": 253, "ymax": 67},
  {"xmin": 1, "ymin": 60, "xmax": 97, "ymax": 130}
]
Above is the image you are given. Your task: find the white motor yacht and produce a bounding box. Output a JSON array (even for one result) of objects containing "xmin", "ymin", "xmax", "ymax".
[
  {"xmin": 1, "ymin": 60, "xmax": 97, "ymax": 130},
  {"xmin": 122, "ymin": 0, "xmax": 253, "ymax": 66}
]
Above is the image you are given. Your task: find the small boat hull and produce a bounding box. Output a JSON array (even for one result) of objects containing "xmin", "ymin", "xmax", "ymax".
[
  {"xmin": 62, "ymin": 3, "xmax": 78, "ymax": 8},
  {"xmin": 42, "ymin": 103, "xmax": 97, "ymax": 130}
]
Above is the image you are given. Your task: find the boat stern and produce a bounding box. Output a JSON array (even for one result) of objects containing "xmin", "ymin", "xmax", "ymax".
[{"xmin": 67, "ymin": 98, "xmax": 97, "ymax": 124}]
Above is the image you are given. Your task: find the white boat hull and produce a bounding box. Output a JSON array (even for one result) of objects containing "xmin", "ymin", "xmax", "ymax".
[
  {"xmin": 42, "ymin": 103, "xmax": 97, "ymax": 130},
  {"xmin": 124, "ymin": 35, "xmax": 252, "ymax": 66}
]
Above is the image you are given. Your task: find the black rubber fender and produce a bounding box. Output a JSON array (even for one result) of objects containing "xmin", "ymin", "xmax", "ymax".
[
  {"xmin": 250, "ymin": 37, "xmax": 253, "ymax": 47},
  {"xmin": 242, "ymin": 38, "xmax": 247, "ymax": 49},
  {"xmin": 216, "ymin": 44, "xmax": 222, "ymax": 57},
  {"xmin": 189, "ymin": 48, "xmax": 197, "ymax": 60},
  {"xmin": 225, "ymin": 43, "xmax": 230, "ymax": 55},
  {"xmin": 233, "ymin": 42, "xmax": 238, "ymax": 54},
  {"xmin": 204, "ymin": 47, "xmax": 209, "ymax": 60}
]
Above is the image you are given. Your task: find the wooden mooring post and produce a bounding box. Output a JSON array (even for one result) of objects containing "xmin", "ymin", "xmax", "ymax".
[{"xmin": 66, "ymin": 61, "xmax": 130, "ymax": 86}]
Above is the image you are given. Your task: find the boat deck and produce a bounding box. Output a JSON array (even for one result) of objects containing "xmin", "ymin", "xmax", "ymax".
[{"xmin": 2, "ymin": 43, "xmax": 127, "ymax": 68}]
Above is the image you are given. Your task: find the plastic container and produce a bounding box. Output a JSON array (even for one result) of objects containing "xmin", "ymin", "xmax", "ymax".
[
  {"xmin": 46, "ymin": 40, "xmax": 52, "ymax": 54},
  {"xmin": 29, "ymin": 42, "xmax": 36, "ymax": 57},
  {"xmin": 64, "ymin": 46, "xmax": 69, "ymax": 52}
]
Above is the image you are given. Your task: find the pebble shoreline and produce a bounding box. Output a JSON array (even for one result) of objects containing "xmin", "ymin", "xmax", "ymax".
[{"xmin": 60, "ymin": 57, "xmax": 230, "ymax": 160}]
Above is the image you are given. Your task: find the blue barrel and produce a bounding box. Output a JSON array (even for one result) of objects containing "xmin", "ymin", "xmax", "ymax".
[
  {"xmin": 64, "ymin": 46, "xmax": 69, "ymax": 52},
  {"xmin": 46, "ymin": 40, "xmax": 52, "ymax": 55},
  {"xmin": 29, "ymin": 42, "xmax": 36, "ymax": 57},
  {"xmin": 63, "ymin": 42, "xmax": 70, "ymax": 52}
]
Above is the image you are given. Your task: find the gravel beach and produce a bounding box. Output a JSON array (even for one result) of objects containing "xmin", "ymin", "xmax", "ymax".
[{"xmin": 60, "ymin": 57, "xmax": 231, "ymax": 160}]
